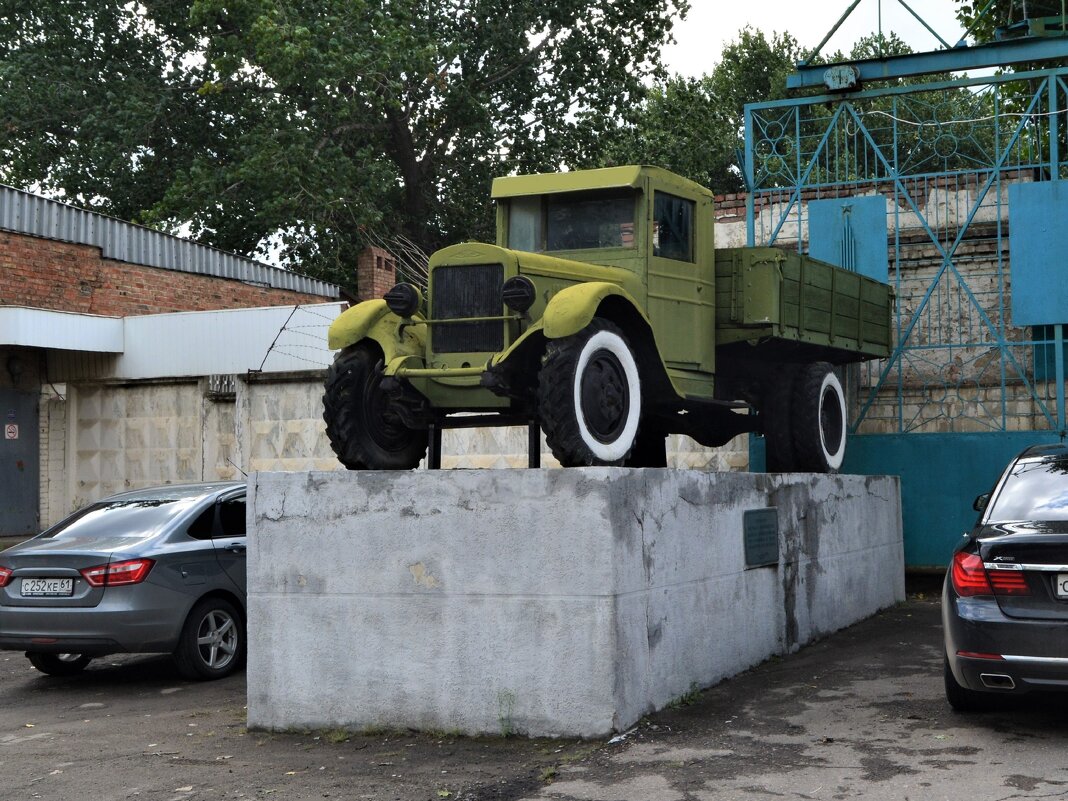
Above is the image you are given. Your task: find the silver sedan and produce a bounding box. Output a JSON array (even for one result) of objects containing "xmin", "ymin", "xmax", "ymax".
[{"xmin": 0, "ymin": 482, "xmax": 247, "ymax": 680}]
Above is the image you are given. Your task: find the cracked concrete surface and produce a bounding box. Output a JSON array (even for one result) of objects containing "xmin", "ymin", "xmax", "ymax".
[{"xmin": 522, "ymin": 594, "xmax": 1068, "ymax": 801}]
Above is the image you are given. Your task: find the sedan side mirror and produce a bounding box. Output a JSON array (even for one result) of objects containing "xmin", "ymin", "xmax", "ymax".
[{"xmin": 973, "ymin": 493, "xmax": 990, "ymax": 512}]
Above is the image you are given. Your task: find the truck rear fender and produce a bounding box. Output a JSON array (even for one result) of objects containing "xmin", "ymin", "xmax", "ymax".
[
  {"xmin": 327, "ymin": 299, "xmax": 426, "ymax": 362},
  {"xmin": 541, "ymin": 283, "xmax": 676, "ymax": 401}
]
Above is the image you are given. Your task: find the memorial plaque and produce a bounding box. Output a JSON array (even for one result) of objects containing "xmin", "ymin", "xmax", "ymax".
[{"xmin": 743, "ymin": 508, "xmax": 779, "ymax": 569}]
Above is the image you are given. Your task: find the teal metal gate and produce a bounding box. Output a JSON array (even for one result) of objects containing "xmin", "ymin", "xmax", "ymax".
[{"xmin": 744, "ymin": 68, "xmax": 1068, "ymax": 566}]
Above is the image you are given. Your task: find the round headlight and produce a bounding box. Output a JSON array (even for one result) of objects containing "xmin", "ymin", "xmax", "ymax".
[
  {"xmin": 502, "ymin": 275, "xmax": 536, "ymax": 313},
  {"xmin": 383, "ymin": 283, "xmax": 422, "ymax": 318}
]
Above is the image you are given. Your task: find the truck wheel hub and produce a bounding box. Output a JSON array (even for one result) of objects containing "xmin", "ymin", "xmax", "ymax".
[{"xmin": 580, "ymin": 349, "xmax": 630, "ymax": 443}]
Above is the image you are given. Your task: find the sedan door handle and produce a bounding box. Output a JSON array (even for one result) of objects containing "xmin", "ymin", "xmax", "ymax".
[{"xmin": 226, "ymin": 542, "xmax": 247, "ymax": 555}]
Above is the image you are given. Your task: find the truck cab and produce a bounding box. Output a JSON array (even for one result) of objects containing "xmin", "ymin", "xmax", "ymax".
[{"xmin": 493, "ymin": 166, "xmax": 716, "ymax": 374}]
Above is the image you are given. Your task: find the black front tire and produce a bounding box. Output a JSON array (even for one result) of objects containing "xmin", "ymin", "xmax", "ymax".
[
  {"xmin": 27, "ymin": 652, "xmax": 91, "ymax": 676},
  {"xmin": 323, "ymin": 343, "xmax": 428, "ymax": 470},
  {"xmin": 791, "ymin": 362, "xmax": 847, "ymax": 473},
  {"xmin": 538, "ymin": 318, "xmax": 643, "ymax": 467},
  {"xmin": 173, "ymin": 598, "xmax": 245, "ymax": 681}
]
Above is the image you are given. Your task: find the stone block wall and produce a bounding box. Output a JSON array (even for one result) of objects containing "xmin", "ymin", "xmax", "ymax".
[{"xmin": 40, "ymin": 372, "xmax": 744, "ymax": 526}]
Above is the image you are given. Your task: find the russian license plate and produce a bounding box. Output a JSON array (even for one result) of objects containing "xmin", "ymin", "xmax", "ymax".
[
  {"xmin": 20, "ymin": 578, "xmax": 74, "ymax": 597},
  {"xmin": 1056, "ymin": 574, "xmax": 1068, "ymax": 599}
]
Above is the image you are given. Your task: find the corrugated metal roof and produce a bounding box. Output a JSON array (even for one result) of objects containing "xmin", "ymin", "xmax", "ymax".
[{"xmin": 0, "ymin": 184, "xmax": 341, "ymax": 298}]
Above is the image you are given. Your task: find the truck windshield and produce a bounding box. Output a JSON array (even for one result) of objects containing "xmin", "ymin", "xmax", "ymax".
[
  {"xmin": 547, "ymin": 191, "xmax": 634, "ymax": 251},
  {"xmin": 507, "ymin": 190, "xmax": 636, "ymax": 252}
]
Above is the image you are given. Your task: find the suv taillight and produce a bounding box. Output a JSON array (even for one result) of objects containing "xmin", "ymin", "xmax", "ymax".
[
  {"xmin": 80, "ymin": 558, "xmax": 155, "ymax": 587},
  {"xmin": 951, "ymin": 552, "xmax": 993, "ymax": 596},
  {"xmin": 0, "ymin": 566, "xmax": 11, "ymax": 588}
]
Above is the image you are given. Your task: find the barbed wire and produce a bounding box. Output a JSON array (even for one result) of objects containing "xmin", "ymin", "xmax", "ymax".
[
  {"xmin": 261, "ymin": 347, "xmax": 334, "ymax": 369},
  {"xmin": 255, "ymin": 305, "xmax": 337, "ymax": 373}
]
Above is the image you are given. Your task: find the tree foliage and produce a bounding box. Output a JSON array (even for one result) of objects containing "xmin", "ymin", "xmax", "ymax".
[
  {"xmin": 605, "ymin": 29, "xmax": 978, "ymax": 194},
  {"xmin": 602, "ymin": 28, "xmax": 802, "ymax": 194},
  {"xmin": 0, "ymin": 0, "xmax": 688, "ymax": 290},
  {"xmin": 956, "ymin": 0, "xmax": 1066, "ymax": 42}
]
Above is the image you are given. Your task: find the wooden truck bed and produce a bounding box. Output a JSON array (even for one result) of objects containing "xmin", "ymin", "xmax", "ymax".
[{"xmin": 714, "ymin": 246, "xmax": 893, "ymax": 363}]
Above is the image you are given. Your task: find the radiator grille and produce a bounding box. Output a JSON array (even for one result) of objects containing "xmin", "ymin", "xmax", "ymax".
[{"xmin": 431, "ymin": 264, "xmax": 504, "ymax": 353}]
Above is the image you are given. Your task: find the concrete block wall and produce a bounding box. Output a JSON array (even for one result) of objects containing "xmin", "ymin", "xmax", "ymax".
[
  {"xmin": 0, "ymin": 230, "xmax": 324, "ymax": 316},
  {"xmin": 247, "ymin": 469, "xmax": 903, "ymax": 738},
  {"xmin": 40, "ymin": 372, "xmax": 750, "ymax": 526},
  {"xmin": 39, "ymin": 383, "xmax": 67, "ymax": 527},
  {"xmin": 433, "ymin": 426, "xmax": 747, "ymax": 471},
  {"xmin": 68, "ymin": 382, "xmax": 204, "ymax": 506}
]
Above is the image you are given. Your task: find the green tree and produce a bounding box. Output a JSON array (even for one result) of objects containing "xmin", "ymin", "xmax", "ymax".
[
  {"xmin": 0, "ymin": 0, "xmax": 688, "ymax": 290},
  {"xmin": 956, "ymin": 0, "xmax": 1066, "ymax": 41},
  {"xmin": 601, "ymin": 28, "xmax": 802, "ymax": 194}
]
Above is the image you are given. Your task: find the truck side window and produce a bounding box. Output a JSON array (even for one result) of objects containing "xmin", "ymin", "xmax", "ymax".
[
  {"xmin": 653, "ymin": 193, "xmax": 695, "ymax": 262},
  {"xmin": 508, "ymin": 197, "xmax": 543, "ymax": 252}
]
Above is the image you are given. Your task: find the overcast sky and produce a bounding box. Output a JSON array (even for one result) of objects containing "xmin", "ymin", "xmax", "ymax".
[{"xmin": 663, "ymin": 1, "xmax": 968, "ymax": 77}]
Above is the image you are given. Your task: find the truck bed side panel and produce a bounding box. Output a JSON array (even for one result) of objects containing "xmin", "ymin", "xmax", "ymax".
[{"xmin": 714, "ymin": 247, "xmax": 892, "ymax": 363}]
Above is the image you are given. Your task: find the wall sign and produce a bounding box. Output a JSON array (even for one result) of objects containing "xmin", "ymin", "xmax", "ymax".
[
  {"xmin": 4, "ymin": 424, "xmax": 18, "ymax": 440},
  {"xmin": 743, "ymin": 508, "xmax": 779, "ymax": 569}
]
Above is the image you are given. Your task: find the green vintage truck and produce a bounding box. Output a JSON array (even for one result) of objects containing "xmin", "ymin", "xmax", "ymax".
[{"xmin": 324, "ymin": 166, "xmax": 892, "ymax": 472}]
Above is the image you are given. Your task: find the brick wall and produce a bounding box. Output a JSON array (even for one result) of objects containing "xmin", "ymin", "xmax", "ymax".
[
  {"xmin": 356, "ymin": 246, "xmax": 397, "ymax": 302},
  {"xmin": 0, "ymin": 231, "xmax": 327, "ymax": 315}
]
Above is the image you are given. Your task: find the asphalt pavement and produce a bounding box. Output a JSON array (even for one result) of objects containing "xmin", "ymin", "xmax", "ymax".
[{"xmin": 3, "ymin": 583, "xmax": 1068, "ymax": 801}]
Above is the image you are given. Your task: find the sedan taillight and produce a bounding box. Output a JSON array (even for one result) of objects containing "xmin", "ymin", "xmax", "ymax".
[
  {"xmin": 951, "ymin": 552, "xmax": 993, "ymax": 596},
  {"xmin": 951, "ymin": 552, "xmax": 1031, "ymax": 597},
  {"xmin": 0, "ymin": 566, "xmax": 11, "ymax": 588},
  {"xmin": 988, "ymin": 567, "xmax": 1031, "ymax": 596},
  {"xmin": 80, "ymin": 558, "xmax": 155, "ymax": 587}
]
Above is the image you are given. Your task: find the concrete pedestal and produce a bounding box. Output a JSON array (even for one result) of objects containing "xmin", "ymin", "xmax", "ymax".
[{"xmin": 247, "ymin": 469, "xmax": 903, "ymax": 738}]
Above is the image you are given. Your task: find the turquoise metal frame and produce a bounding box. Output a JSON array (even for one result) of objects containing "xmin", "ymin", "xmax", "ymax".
[
  {"xmin": 744, "ymin": 65, "xmax": 1068, "ymax": 566},
  {"xmin": 745, "ymin": 67, "xmax": 1068, "ymax": 436}
]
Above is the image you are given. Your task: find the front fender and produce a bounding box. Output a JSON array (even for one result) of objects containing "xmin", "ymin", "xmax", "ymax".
[
  {"xmin": 327, "ymin": 300, "xmax": 425, "ymax": 362},
  {"xmin": 542, "ymin": 282, "xmax": 647, "ymax": 339}
]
